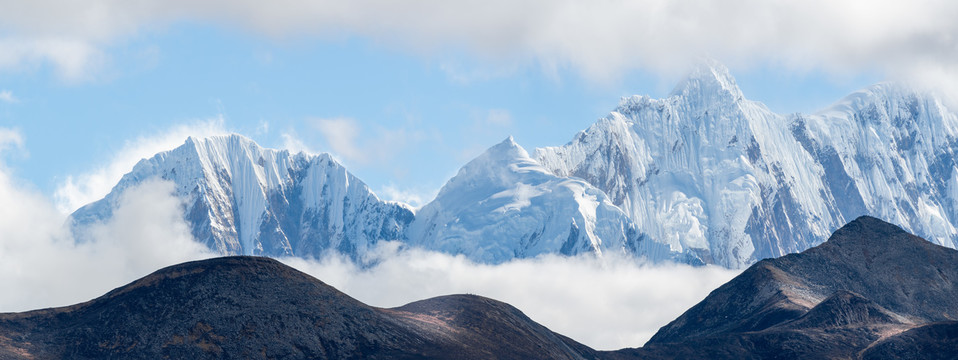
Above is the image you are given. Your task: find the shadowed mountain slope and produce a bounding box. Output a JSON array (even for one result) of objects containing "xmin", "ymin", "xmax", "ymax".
[
  {"xmin": 0, "ymin": 256, "xmax": 595, "ymax": 360},
  {"xmin": 609, "ymin": 216, "xmax": 958, "ymax": 359}
]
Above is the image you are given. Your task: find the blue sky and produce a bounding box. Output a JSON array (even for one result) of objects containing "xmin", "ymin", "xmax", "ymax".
[{"xmin": 0, "ymin": 1, "xmax": 953, "ymax": 210}]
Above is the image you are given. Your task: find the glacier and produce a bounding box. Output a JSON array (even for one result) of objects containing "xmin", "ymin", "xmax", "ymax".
[
  {"xmin": 536, "ymin": 62, "xmax": 958, "ymax": 268},
  {"xmin": 406, "ymin": 136, "xmax": 677, "ymax": 264},
  {"xmin": 70, "ymin": 135, "xmax": 414, "ymax": 260},
  {"xmin": 69, "ymin": 62, "xmax": 958, "ymax": 269}
]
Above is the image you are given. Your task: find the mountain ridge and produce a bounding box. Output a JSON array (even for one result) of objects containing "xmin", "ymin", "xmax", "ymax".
[
  {"xmin": 69, "ymin": 62, "xmax": 958, "ymax": 269},
  {"xmin": 0, "ymin": 255, "xmax": 595, "ymax": 359},
  {"xmin": 537, "ymin": 63, "xmax": 958, "ymax": 268},
  {"xmin": 70, "ymin": 134, "xmax": 414, "ymax": 261}
]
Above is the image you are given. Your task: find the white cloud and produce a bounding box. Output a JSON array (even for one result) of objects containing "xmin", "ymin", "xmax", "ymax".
[
  {"xmin": 313, "ymin": 117, "xmax": 363, "ymax": 163},
  {"xmin": 0, "ymin": 37, "xmax": 106, "ymax": 81},
  {"xmin": 0, "ymin": 132, "xmax": 213, "ymax": 311},
  {"xmin": 282, "ymin": 244, "xmax": 739, "ymax": 350},
  {"xmin": 0, "ymin": 128, "xmax": 24, "ymax": 152},
  {"xmin": 378, "ymin": 184, "xmax": 437, "ymax": 208},
  {"xmin": 54, "ymin": 117, "xmax": 227, "ymax": 213},
  {"xmin": 280, "ymin": 131, "xmax": 316, "ymax": 155},
  {"xmin": 0, "ymin": 90, "xmax": 17, "ymax": 103},
  {"xmin": 2, "ymin": 1, "xmax": 958, "ymax": 92},
  {"xmin": 309, "ymin": 117, "xmax": 429, "ymax": 166},
  {"xmin": 484, "ymin": 109, "xmax": 513, "ymax": 127},
  {"xmin": 255, "ymin": 119, "xmax": 270, "ymax": 135}
]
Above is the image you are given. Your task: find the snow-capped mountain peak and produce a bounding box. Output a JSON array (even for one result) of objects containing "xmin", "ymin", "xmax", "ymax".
[
  {"xmin": 669, "ymin": 60, "xmax": 744, "ymax": 105},
  {"xmin": 408, "ymin": 137, "xmax": 673, "ymax": 264},
  {"xmin": 71, "ymin": 134, "xmax": 414, "ymax": 260},
  {"xmin": 538, "ymin": 66, "xmax": 958, "ymax": 268}
]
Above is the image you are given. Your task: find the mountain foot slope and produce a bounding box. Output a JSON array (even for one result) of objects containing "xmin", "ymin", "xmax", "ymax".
[{"xmin": 0, "ymin": 256, "xmax": 594, "ymax": 360}]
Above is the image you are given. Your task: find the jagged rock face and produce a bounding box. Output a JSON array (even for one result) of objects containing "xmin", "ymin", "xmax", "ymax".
[
  {"xmin": 608, "ymin": 216, "xmax": 958, "ymax": 359},
  {"xmin": 537, "ymin": 63, "xmax": 958, "ymax": 268},
  {"xmin": 0, "ymin": 257, "xmax": 595, "ymax": 360},
  {"xmin": 70, "ymin": 135, "xmax": 414, "ymax": 260},
  {"xmin": 406, "ymin": 137, "xmax": 677, "ymax": 264}
]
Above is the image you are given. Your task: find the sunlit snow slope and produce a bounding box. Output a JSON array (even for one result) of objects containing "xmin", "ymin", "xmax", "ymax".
[
  {"xmin": 407, "ymin": 137, "xmax": 677, "ymax": 264},
  {"xmin": 536, "ymin": 62, "xmax": 958, "ymax": 268},
  {"xmin": 70, "ymin": 135, "xmax": 413, "ymax": 259}
]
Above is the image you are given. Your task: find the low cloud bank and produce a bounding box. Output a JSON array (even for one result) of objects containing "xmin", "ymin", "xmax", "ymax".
[
  {"xmin": 282, "ymin": 244, "xmax": 739, "ymax": 350},
  {"xmin": 0, "ymin": 128, "xmax": 738, "ymax": 350},
  {"xmin": 0, "ymin": 161, "xmax": 213, "ymax": 311}
]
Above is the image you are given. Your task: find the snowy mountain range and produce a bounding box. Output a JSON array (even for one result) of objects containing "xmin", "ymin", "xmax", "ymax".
[
  {"xmin": 70, "ymin": 62, "xmax": 958, "ymax": 268},
  {"xmin": 538, "ymin": 63, "xmax": 958, "ymax": 267}
]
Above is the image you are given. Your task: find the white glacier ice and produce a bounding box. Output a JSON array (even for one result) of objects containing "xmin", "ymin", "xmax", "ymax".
[
  {"xmin": 406, "ymin": 136, "xmax": 675, "ymax": 264},
  {"xmin": 70, "ymin": 135, "xmax": 414, "ymax": 260},
  {"xmin": 69, "ymin": 62, "xmax": 958, "ymax": 269},
  {"xmin": 537, "ymin": 62, "xmax": 958, "ymax": 267}
]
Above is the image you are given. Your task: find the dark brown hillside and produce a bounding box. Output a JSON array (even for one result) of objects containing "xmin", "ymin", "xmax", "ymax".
[
  {"xmin": 609, "ymin": 216, "xmax": 958, "ymax": 359},
  {"xmin": 0, "ymin": 256, "xmax": 594, "ymax": 360}
]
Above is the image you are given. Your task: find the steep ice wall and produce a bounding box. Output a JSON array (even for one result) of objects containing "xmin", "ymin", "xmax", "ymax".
[{"xmin": 70, "ymin": 135, "xmax": 414, "ymax": 260}]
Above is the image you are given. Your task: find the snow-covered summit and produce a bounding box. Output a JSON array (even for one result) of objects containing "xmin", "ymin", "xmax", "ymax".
[
  {"xmin": 537, "ymin": 67, "xmax": 958, "ymax": 268},
  {"xmin": 71, "ymin": 134, "xmax": 414, "ymax": 259},
  {"xmin": 408, "ymin": 137, "xmax": 673, "ymax": 264},
  {"xmin": 668, "ymin": 60, "xmax": 745, "ymax": 104}
]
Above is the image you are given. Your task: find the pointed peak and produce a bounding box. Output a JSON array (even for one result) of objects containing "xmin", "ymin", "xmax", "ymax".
[
  {"xmin": 819, "ymin": 216, "xmax": 930, "ymax": 254},
  {"xmin": 670, "ymin": 60, "xmax": 744, "ymax": 102},
  {"xmin": 833, "ymin": 216, "xmax": 909, "ymax": 238},
  {"xmin": 486, "ymin": 136, "xmax": 528, "ymax": 158},
  {"xmin": 187, "ymin": 133, "xmax": 257, "ymax": 146},
  {"xmin": 456, "ymin": 137, "xmax": 535, "ymax": 177}
]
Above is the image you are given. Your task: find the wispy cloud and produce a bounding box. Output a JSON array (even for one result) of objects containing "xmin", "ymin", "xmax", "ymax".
[
  {"xmin": 377, "ymin": 183, "xmax": 437, "ymax": 208},
  {"xmin": 279, "ymin": 131, "xmax": 315, "ymax": 155},
  {"xmin": 54, "ymin": 117, "xmax": 227, "ymax": 213},
  {"xmin": 0, "ymin": 90, "xmax": 18, "ymax": 103},
  {"xmin": 484, "ymin": 108, "xmax": 513, "ymax": 127},
  {"xmin": 0, "ymin": 38, "xmax": 106, "ymax": 82},
  {"xmin": 313, "ymin": 117, "xmax": 364, "ymax": 163},
  {"xmin": 0, "ymin": 128, "xmax": 24, "ymax": 153},
  {"xmin": 309, "ymin": 117, "xmax": 430, "ymax": 167}
]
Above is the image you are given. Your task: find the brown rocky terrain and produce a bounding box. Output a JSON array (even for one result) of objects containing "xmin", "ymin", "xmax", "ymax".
[{"xmin": 0, "ymin": 256, "xmax": 595, "ymax": 359}]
